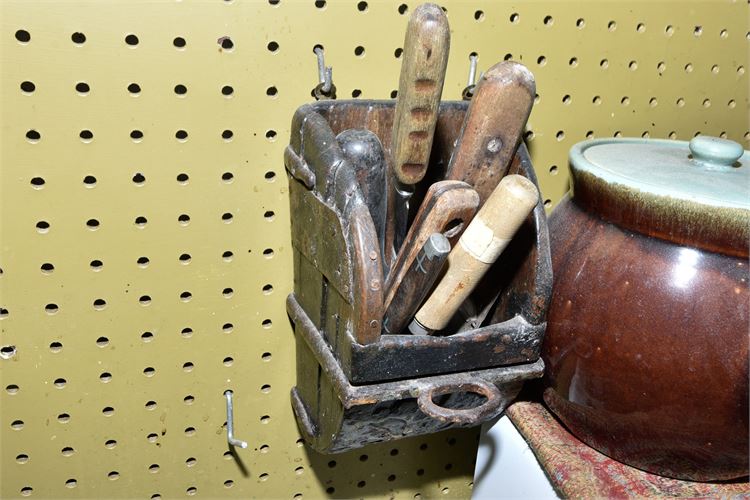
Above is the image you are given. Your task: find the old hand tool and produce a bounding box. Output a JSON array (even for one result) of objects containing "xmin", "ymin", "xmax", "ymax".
[
  {"xmin": 337, "ymin": 129, "xmax": 387, "ymax": 262},
  {"xmin": 446, "ymin": 61, "xmax": 536, "ymax": 207},
  {"xmin": 383, "ymin": 180, "xmax": 479, "ymax": 315},
  {"xmin": 409, "ymin": 174, "xmax": 539, "ymax": 335},
  {"xmin": 384, "ymin": 3, "xmax": 450, "ymax": 267},
  {"xmin": 382, "ymin": 232, "xmax": 450, "ymax": 335}
]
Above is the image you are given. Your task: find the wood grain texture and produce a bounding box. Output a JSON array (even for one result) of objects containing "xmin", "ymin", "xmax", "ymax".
[
  {"xmin": 390, "ymin": 2, "xmax": 450, "ymax": 186},
  {"xmin": 446, "ymin": 61, "xmax": 536, "ymax": 207},
  {"xmin": 383, "ymin": 180, "xmax": 479, "ymax": 314},
  {"xmin": 414, "ymin": 175, "xmax": 539, "ymax": 333}
]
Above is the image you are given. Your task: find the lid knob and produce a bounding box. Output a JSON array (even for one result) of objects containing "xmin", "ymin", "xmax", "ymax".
[{"xmin": 689, "ymin": 136, "xmax": 743, "ymax": 168}]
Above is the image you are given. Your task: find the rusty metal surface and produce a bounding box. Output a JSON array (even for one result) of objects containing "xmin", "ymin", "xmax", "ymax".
[
  {"xmin": 286, "ymin": 100, "xmax": 550, "ymax": 453},
  {"xmin": 288, "ymin": 292, "xmax": 544, "ymax": 453}
]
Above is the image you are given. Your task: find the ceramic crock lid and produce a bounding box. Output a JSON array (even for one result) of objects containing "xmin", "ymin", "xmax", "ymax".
[{"xmin": 569, "ymin": 136, "xmax": 749, "ymax": 257}]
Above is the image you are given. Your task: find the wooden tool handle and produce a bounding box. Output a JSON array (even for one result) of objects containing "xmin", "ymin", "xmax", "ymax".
[
  {"xmin": 383, "ymin": 233, "xmax": 450, "ymax": 335},
  {"xmin": 411, "ymin": 175, "xmax": 539, "ymax": 334},
  {"xmin": 383, "ymin": 180, "xmax": 479, "ymax": 312},
  {"xmin": 391, "ymin": 3, "xmax": 450, "ymax": 186},
  {"xmin": 337, "ymin": 129, "xmax": 387, "ymax": 262},
  {"xmin": 446, "ymin": 61, "xmax": 536, "ymax": 206}
]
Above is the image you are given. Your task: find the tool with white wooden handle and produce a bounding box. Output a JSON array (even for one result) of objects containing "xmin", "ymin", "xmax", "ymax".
[{"xmin": 409, "ymin": 174, "xmax": 539, "ymax": 335}]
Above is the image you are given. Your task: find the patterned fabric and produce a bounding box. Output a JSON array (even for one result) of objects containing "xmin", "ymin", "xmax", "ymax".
[{"xmin": 506, "ymin": 401, "xmax": 750, "ymax": 498}]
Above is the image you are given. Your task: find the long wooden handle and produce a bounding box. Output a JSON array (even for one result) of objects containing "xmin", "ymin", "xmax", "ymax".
[
  {"xmin": 383, "ymin": 180, "xmax": 479, "ymax": 313},
  {"xmin": 337, "ymin": 129, "xmax": 387, "ymax": 262},
  {"xmin": 410, "ymin": 175, "xmax": 539, "ymax": 334},
  {"xmin": 391, "ymin": 3, "xmax": 450, "ymax": 186},
  {"xmin": 445, "ymin": 61, "xmax": 536, "ymax": 207},
  {"xmin": 382, "ymin": 233, "xmax": 450, "ymax": 335}
]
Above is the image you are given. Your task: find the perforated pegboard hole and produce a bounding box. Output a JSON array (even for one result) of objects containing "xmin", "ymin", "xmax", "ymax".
[
  {"xmin": 184, "ymin": 426, "xmax": 196, "ymax": 436},
  {"xmin": 6, "ymin": 384, "xmax": 19, "ymax": 395},
  {"xmin": 222, "ymin": 250, "xmax": 234, "ymax": 261},
  {"xmin": 141, "ymin": 331, "xmax": 154, "ymax": 342},
  {"xmin": 10, "ymin": 419, "xmax": 24, "ymax": 430},
  {"xmin": 107, "ymin": 471, "xmax": 119, "ymax": 481},
  {"xmin": 127, "ymin": 83, "xmax": 141, "ymax": 95},
  {"xmin": 221, "ymin": 85, "xmax": 234, "ymax": 96},
  {"xmin": 1, "ymin": 345, "xmax": 17, "ymax": 360},
  {"xmin": 143, "ymin": 367, "xmax": 156, "ymax": 377},
  {"xmin": 61, "ymin": 446, "xmax": 75, "ymax": 457},
  {"xmin": 222, "ymin": 212, "xmax": 233, "ymax": 222},
  {"xmin": 182, "ymin": 362, "xmax": 194, "ymax": 372},
  {"xmin": 20, "ymin": 81, "xmax": 35, "ymax": 93},
  {"xmin": 174, "ymin": 84, "xmax": 187, "ymax": 96},
  {"xmin": 25, "ymin": 129, "xmax": 40, "ymax": 143},
  {"xmin": 186, "ymin": 457, "xmax": 197, "ymax": 467},
  {"xmin": 130, "ymin": 130, "xmax": 144, "ymax": 142},
  {"xmin": 20, "ymin": 486, "xmax": 33, "ymax": 496},
  {"xmin": 173, "ymin": 37, "xmax": 186, "ymax": 48},
  {"xmin": 95, "ymin": 336, "xmax": 109, "ymax": 347},
  {"xmin": 260, "ymin": 415, "xmax": 270, "ymax": 424},
  {"xmin": 102, "ymin": 406, "xmax": 114, "ymax": 416},
  {"xmin": 100, "ymin": 372, "xmax": 112, "ymax": 382},
  {"xmin": 49, "ymin": 341, "xmax": 62, "ymax": 352},
  {"xmin": 16, "ymin": 454, "xmax": 29, "ymax": 464},
  {"xmin": 45, "ymin": 304, "xmax": 59, "ymax": 315}
]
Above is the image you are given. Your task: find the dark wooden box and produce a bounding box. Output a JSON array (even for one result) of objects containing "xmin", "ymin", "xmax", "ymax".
[{"xmin": 286, "ymin": 100, "xmax": 551, "ymax": 453}]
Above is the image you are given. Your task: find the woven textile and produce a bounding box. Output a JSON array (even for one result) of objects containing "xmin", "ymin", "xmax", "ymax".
[{"xmin": 506, "ymin": 401, "xmax": 750, "ymax": 498}]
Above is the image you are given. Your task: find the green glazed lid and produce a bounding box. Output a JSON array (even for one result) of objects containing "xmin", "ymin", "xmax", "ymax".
[{"xmin": 569, "ymin": 136, "xmax": 749, "ymax": 256}]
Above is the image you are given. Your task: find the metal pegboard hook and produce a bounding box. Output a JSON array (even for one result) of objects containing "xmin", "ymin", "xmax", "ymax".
[
  {"xmin": 224, "ymin": 390, "xmax": 248, "ymax": 449},
  {"xmin": 462, "ymin": 53, "xmax": 479, "ymax": 101},
  {"xmin": 312, "ymin": 45, "xmax": 336, "ymax": 100}
]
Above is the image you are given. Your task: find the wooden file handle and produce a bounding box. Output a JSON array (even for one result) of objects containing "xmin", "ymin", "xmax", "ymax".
[
  {"xmin": 410, "ymin": 175, "xmax": 539, "ymax": 334},
  {"xmin": 383, "ymin": 180, "xmax": 479, "ymax": 313},
  {"xmin": 445, "ymin": 61, "xmax": 536, "ymax": 207},
  {"xmin": 390, "ymin": 3, "xmax": 450, "ymax": 186}
]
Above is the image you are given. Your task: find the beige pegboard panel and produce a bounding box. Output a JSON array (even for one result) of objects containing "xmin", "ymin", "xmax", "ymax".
[{"xmin": 0, "ymin": 0, "xmax": 747, "ymax": 499}]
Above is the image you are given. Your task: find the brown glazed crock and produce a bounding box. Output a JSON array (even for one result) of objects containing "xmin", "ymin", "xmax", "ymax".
[{"xmin": 542, "ymin": 136, "xmax": 749, "ymax": 481}]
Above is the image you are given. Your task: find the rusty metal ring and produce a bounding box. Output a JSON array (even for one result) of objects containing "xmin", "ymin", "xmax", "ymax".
[{"xmin": 417, "ymin": 380, "xmax": 502, "ymax": 425}]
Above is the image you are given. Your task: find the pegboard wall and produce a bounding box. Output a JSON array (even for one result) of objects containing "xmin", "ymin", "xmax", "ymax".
[{"xmin": 1, "ymin": 0, "xmax": 747, "ymax": 498}]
